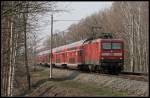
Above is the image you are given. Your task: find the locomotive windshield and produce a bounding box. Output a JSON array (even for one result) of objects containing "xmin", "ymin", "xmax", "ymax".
[
  {"xmin": 102, "ymin": 43, "xmax": 111, "ymax": 49},
  {"xmin": 112, "ymin": 43, "xmax": 122, "ymax": 49},
  {"xmin": 102, "ymin": 42, "xmax": 122, "ymax": 49}
]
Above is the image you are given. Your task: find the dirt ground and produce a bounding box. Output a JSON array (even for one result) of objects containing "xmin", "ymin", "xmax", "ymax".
[{"xmin": 19, "ymin": 66, "xmax": 148, "ymax": 97}]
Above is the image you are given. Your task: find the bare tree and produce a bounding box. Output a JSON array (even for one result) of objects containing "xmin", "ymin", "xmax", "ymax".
[{"xmin": 1, "ymin": 1, "xmax": 58, "ymax": 96}]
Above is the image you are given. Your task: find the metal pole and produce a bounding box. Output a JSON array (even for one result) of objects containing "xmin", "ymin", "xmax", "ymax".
[{"xmin": 50, "ymin": 14, "xmax": 53, "ymax": 79}]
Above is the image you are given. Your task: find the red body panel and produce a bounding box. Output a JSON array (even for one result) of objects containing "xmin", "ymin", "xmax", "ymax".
[{"xmin": 83, "ymin": 40, "xmax": 100, "ymax": 64}]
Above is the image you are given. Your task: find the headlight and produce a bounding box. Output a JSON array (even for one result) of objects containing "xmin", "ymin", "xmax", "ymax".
[
  {"xmin": 101, "ymin": 53, "xmax": 111, "ymax": 56},
  {"xmin": 113, "ymin": 53, "xmax": 122, "ymax": 56}
]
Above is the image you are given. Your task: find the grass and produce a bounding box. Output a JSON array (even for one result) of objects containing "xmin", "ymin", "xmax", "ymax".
[
  {"xmin": 31, "ymin": 68, "xmax": 49, "ymax": 78},
  {"xmin": 17, "ymin": 68, "xmax": 49, "ymax": 96},
  {"xmin": 54, "ymin": 80, "xmax": 129, "ymax": 96}
]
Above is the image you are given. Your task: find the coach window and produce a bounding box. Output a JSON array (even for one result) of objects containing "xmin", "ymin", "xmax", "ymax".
[
  {"xmin": 78, "ymin": 50, "xmax": 82, "ymax": 56},
  {"xmin": 56, "ymin": 59, "xmax": 60, "ymax": 63},
  {"xmin": 102, "ymin": 43, "xmax": 111, "ymax": 49},
  {"xmin": 62, "ymin": 53, "xmax": 65, "ymax": 57}
]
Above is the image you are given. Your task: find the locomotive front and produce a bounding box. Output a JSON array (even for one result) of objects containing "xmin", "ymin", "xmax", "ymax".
[{"xmin": 99, "ymin": 39, "xmax": 124, "ymax": 74}]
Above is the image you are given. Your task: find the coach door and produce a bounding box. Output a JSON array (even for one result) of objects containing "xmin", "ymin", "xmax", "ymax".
[{"xmin": 77, "ymin": 49, "xmax": 83, "ymax": 64}]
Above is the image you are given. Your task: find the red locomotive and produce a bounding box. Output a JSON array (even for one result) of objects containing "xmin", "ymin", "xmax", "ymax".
[{"xmin": 36, "ymin": 34, "xmax": 124, "ymax": 74}]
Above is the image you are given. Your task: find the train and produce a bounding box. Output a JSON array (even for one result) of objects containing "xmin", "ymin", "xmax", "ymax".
[{"xmin": 36, "ymin": 34, "xmax": 124, "ymax": 75}]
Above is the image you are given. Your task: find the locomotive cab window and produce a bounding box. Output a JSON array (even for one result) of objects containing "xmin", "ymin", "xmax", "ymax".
[
  {"xmin": 112, "ymin": 43, "xmax": 122, "ymax": 49},
  {"xmin": 102, "ymin": 43, "xmax": 111, "ymax": 49},
  {"xmin": 102, "ymin": 42, "xmax": 122, "ymax": 50}
]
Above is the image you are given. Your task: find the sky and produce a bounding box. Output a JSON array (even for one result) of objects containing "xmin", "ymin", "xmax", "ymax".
[{"xmin": 36, "ymin": 2, "xmax": 113, "ymax": 48}]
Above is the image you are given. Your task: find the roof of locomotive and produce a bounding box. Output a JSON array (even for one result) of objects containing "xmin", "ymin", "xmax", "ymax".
[{"xmin": 100, "ymin": 38, "xmax": 123, "ymax": 42}]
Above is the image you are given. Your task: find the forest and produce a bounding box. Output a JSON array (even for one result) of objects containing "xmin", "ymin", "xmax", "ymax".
[{"xmin": 1, "ymin": 1, "xmax": 149, "ymax": 96}]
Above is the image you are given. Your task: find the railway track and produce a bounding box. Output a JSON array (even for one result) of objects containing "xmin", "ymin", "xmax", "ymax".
[
  {"xmin": 121, "ymin": 71, "xmax": 148, "ymax": 76},
  {"xmin": 42, "ymin": 65, "xmax": 148, "ymax": 82},
  {"xmin": 81, "ymin": 71, "xmax": 148, "ymax": 82},
  {"xmin": 117, "ymin": 73, "xmax": 148, "ymax": 82}
]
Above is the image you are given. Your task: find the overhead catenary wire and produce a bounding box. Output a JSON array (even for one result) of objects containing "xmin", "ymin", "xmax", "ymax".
[{"xmin": 53, "ymin": 19, "xmax": 80, "ymax": 22}]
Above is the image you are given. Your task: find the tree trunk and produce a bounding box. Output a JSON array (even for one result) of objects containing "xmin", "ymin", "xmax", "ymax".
[{"xmin": 23, "ymin": 2, "xmax": 31, "ymax": 90}]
